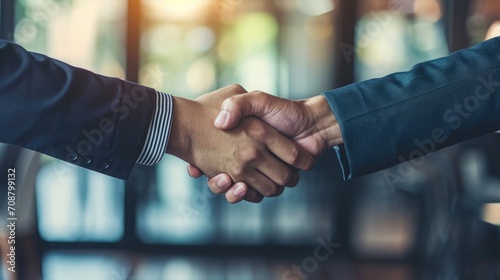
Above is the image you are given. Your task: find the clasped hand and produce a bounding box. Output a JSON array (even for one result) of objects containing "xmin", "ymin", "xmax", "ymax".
[
  {"xmin": 166, "ymin": 85, "xmax": 329, "ymax": 203},
  {"xmin": 167, "ymin": 84, "xmax": 341, "ymax": 203}
]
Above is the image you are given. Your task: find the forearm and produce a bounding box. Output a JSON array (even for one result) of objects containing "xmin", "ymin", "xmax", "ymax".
[
  {"xmin": 323, "ymin": 37, "xmax": 500, "ymax": 179},
  {"xmin": 165, "ymin": 97, "xmax": 197, "ymax": 162},
  {"xmin": 304, "ymin": 95, "xmax": 343, "ymax": 149},
  {"xmin": 0, "ymin": 40, "xmax": 160, "ymax": 179}
]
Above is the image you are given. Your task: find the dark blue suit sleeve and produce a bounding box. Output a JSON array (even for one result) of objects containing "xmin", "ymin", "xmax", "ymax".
[
  {"xmin": 0, "ymin": 40, "xmax": 157, "ymax": 180},
  {"xmin": 323, "ymin": 37, "xmax": 500, "ymax": 180}
]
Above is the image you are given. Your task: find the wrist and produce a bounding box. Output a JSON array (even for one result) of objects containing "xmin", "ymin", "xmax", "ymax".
[
  {"xmin": 304, "ymin": 95, "xmax": 343, "ymax": 149},
  {"xmin": 166, "ymin": 97, "xmax": 196, "ymax": 160}
]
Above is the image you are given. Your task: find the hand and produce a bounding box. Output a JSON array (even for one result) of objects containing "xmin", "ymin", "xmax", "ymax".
[
  {"xmin": 214, "ymin": 91, "xmax": 342, "ymax": 156},
  {"xmin": 167, "ymin": 85, "xmax": 316, "ymax": 203},
  {"xmin": 486, "ymin": 21, "xmax": 500, "ymax": 40},
  {"xmin": 187, "ymin": 91, "xmax": 343, "ymax": 201}
]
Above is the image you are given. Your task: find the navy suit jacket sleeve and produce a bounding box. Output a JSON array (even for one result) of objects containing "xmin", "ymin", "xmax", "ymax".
[
  {"xmin": 0, "ymin": 40, "xmax": 158, "ymax": 180},
  {"xmin": 323, "ymin": 37, "xmax": 500, "ymax": 180}
]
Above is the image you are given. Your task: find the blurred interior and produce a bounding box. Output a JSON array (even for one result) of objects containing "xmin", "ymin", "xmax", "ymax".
[{"xmin": 1, "ymin": 0, "xmax": 500, "ymax": 279}]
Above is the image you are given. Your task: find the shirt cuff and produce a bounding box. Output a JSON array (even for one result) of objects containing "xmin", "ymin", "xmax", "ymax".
[{"xmin": 136, "ymin": 91, "xmax": 173, "ymax": 166}]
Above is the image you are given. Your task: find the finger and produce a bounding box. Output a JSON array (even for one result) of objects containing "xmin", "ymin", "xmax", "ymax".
[
  {"xmin": 265, "ymin": 131, "xmax": 316, "ymax": 171},
  {"xmin": 243, "ymin": 188, "xmax": 264, "ymax": 203},
  {"xmin": 214, "ymin": 91, "xmax": 271, "ymax": 130},
  {"xmin": 187, "ymin": 164, "xmax": 204, "ymax": 178},
  {"xmin": 286, "ymin": 171, "xmax": 300, "ymax": 188},
  {"xmin": 257, "ymin": 152, "xmax": 298, "ymax": 187},
  {"xmin": 207, "ymin": 174, "xmax": 233, "ymax": 195},
  {"xmin": 225, "ymin": 182, "xmax": 249, "ymax": 204},
  {"xmin": 240, "ymin": 171, "xmax": 284, "ymax": 198}
]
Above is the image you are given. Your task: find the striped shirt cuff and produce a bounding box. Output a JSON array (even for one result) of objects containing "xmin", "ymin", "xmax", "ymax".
[{"xmin": 136, "ymin": 91, "xmax": 173, "ymax": 166}]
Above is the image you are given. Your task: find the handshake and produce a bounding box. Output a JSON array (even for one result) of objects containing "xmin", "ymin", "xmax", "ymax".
[{"xmin": 166, "ymin": 84, "xmax": 343, "ymax": 204}]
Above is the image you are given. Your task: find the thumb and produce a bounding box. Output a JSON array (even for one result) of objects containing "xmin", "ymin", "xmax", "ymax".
[
  {"xmin": 187, "ymin": 164, "xmax": 204, "ymax": 178},
  {"xmin": 214, "ymin": 91, "xmax": 270, "ymax": 130}
]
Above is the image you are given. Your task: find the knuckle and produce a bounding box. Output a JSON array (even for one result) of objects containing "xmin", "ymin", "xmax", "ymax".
[
  {"xmin": 240, "ymin": 147, "xmax": 259, "ymax": 162},
  {"xmin": 262, "ymin": 184, "xmax": 278, "ymax": 197},
  {"xmin": 303, "ymin": 158, "xmax": 316, "ymax": 171},
  {"xmin": 230, "ymin": 165, "xmax": 245, "ymax": 179},
  {"xmin": 251, "ymin": 126, "xmax": 270, "ymax": 140},
  {"xmin": 250, "ymin": 90, "xmax": 266, "ymax": 99},
  {"xmin": 250, "ymin": 90, "xmax": 264, "ymax": 96},
  {"xmin": 229, "ymin": 84, "xmax": 245, "ymax": 93},
  {"xmin": 278, "ymin": 169, "xmax": 294, "ymax": 186},
  {"xmin": 223, "ymin": 96, "xmax": 237, "ymax": 108},
  {"xmin": 288, "ymin": 146, "xmax": 300, "ymax": 166}
]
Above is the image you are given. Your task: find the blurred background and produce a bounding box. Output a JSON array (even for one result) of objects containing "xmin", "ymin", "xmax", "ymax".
[{"xmin": 0, "ymin": 0, "xmax": 500, "ymax": 279}]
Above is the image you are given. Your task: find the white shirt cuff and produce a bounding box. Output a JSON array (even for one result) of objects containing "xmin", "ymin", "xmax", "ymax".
[{"xmin": 136, "ymin": 91, "xmax": 173, "ymax": 166}]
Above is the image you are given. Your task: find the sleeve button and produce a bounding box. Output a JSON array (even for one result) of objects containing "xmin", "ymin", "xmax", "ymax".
[
  {"xmin": 98, "ymin": 159, "xmax": 111, "ymax": 170},
  {"xmin": 83, "ymin": 155, "xmax": 93, "ymax": 165},
  {"xmin": 69, "ymin": 152, "xmax": 79, "ymax": 162}
]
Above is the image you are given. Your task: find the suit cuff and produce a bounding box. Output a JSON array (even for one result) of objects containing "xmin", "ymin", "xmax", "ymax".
[
  {"xmin": 136, "ymin": 91, "xmax": 173, "ymax": 165},
  {"xmin": 322, "ymin": 91, "xmax": 352, "ymax": 180}
]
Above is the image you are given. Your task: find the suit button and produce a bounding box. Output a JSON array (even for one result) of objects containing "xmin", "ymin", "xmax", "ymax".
[
  {"xmin": 98, "ymin": 159, "xmax": 111, "ymax": 170},
  {"xmin": 83, "ymin": 155, "xmax": 93, "ymax": 165},
  {"xmin": 69, "ymin": 152, "xmax": 79, "ymax": 162}
]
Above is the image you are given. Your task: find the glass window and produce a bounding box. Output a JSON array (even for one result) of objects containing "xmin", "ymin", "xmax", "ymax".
[
  {"xmin": 139, "ymin": 0, "xmax": 217, "ymax": 98},
  {"xmin": 137, "ymin": 0, "xmax": 338, "ymax": 245},
  {"xmin": 43, "ymin": 252, "xmax": 127, "ymax": 280},
  {"xmin": 276, "ymin": 0, "xmax": 337, "ymax": 98},
  {"xmin": 16, "ymin": 0, "xmax": 340, "ymax": 247},
  {"xmin": 354, "ymin": 0, "xmax": 448, "ymax": 81},
  {"xmin": 36, "ymin": 162, "xmax": 124, "ymax": 241},
  {"xmin": 15, "ymin": 0, "xmax": 128, "ymax": 242},
  {"xmin": 15, "ymin": 0, "xmax": 127, "ymax": 78}
]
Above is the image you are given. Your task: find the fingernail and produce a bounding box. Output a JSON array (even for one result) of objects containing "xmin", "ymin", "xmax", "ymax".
[
  {"xmin": 233, "ymin": 184, "xmax": 246, "ymax": 197},
  {"xmin": 214, "ymin": 111, "xmax": 228, "ymax": 126},
  {"xmin": 217, "ymin": 177, "xmax": 230, "ymax": 188}
]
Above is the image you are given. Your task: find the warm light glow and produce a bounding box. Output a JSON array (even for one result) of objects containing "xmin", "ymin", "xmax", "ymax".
[
  {"xmin": 305, "ymin": 16, "xmax": 333, "ymax": 41},
  {"xmin": 482, "ymin": 203, "xmax": 500, "ymax": 226},
  {"xmin": 486, "ymin": 21, "xmax": 500, "ymax": 40},
  {"xmin": 234, "ymin": 13, "xmax": 278, "ymax": 48},
  {"xmin": 217, "ymin": 13, "xmax": 278, "ymax": 62},
  {"xmin": 142, "ymin": 24, "xmax": 183, "ymax": 56},
  {"xmin": 140, "ymin": 63, "xmax": 167, "ymax": 90},
  {"xmin": 186, "ymin": 58, "xmax": 216, "ymax": 94},
  {"xmin": 217, "ymin": 34, "xmax": 238, "ymax": 63},
  {"xmin": 414, "ymin": 0, "xmax": 442, "ymax": 23},
  {"xmin": 47, "ymin": 0, "xmax": 99, "ymax": 70},
  {"xmin": 143, "ymin": 0, "xmax": 211, "ymax": 21}
]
